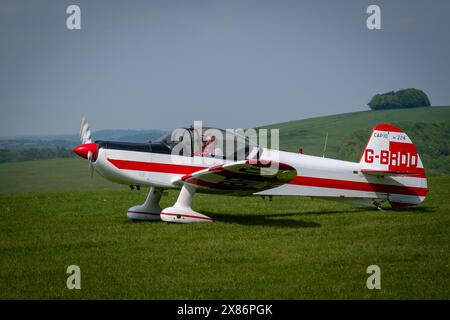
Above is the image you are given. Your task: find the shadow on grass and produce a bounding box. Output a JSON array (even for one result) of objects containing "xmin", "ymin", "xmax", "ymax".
[
  {"xmin": 124, "ymin": 205, "xmax": 435, "ymax": 228},
  {"xmin": 295, "ymin": 207, "xmax": 370, "ymax": 216},
  {"xmin": 295, "ymin": 205, "xmax": 437, "ymax": 215},
  {"xmin": 209, "ymin": 212, "xmax": 321, "ymax": 228},
  {"xmin": 389, "ymin": 205, "xmax": 437, "ymax": 213}
]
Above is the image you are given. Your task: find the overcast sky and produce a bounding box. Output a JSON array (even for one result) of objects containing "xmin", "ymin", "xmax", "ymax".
[{"xmin": 1, "ymin": 0, "xmax": 449, "ymax": 137}]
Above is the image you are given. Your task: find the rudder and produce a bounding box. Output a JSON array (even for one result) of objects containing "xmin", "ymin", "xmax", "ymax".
[{"xmin": 359, "ymin": 124, "xmax": 428, "ymax": 207}]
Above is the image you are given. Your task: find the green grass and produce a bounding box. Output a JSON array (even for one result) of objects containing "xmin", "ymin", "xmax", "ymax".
[
  {"xmin": 261, "ymin": 106, "xmax": 450, "ymax": 158},
  {"xmin": 0, "ymin": 158, "xmax": 121, "ymax": 193},
  {"xmin": 0, "ymin": 158, "xmax": 449, "ymax": 299}
]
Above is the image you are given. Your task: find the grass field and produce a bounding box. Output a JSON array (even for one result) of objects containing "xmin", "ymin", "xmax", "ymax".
[
  {"xmin": 0, "ymin": 159, "xmax": 449, "ymax": 299},
  {"xmin": 0, "ymin": 158, "xmax": 121, "ymax": 193}
]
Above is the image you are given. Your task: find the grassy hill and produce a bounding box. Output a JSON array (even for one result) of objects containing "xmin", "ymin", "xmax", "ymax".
[{"xmin": 261, "ymin": 106, "xmax": 450, "ymax": 176}]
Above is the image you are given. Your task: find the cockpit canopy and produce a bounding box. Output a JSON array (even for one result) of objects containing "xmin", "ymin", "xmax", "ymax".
[
  {"xmin": 96, "ymin": 127, "xmax": 261, "ymax": 161},
  {"xmin": 159, "ymin": 127, "xmax": 260, "ymax": 160}
]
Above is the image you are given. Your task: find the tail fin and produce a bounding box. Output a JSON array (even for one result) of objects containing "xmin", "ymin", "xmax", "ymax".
[
  {"xmin": 360, "ymin": 124, "xmax": 425, "ymax": 176},
  {"xmin": 359, "ymin": 124, "xmax": 428, "ymax": 207}
]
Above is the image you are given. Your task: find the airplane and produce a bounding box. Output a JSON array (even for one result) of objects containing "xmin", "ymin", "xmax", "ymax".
[{"xmin": 73, "ymin": 118, "xmax": 428, "ymax": 223}]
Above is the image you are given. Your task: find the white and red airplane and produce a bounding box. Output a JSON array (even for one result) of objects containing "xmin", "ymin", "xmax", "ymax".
[{"xmin": 73, "ymin": 118, "xmax": 428, "ymax": 223}]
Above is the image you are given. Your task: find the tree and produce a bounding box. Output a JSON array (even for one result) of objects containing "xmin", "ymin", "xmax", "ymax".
[{"xmin": 368, "ymin": 88, "xmax": 430, "ymax": 110}]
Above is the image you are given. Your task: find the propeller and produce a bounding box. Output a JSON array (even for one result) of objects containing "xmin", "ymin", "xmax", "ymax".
[
  {"xmin": 88, "ymin": 152, "xmax": 94, "ymax": 177},
  {"xmin": 73, "ymin": 116, "xmax": 98, "ymax": 178},
  {"xmin": 80, "ymin": 116, "xmax": 92, "ymax": 144}
]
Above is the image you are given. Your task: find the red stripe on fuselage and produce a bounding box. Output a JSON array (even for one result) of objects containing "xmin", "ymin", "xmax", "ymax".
[
  {"xmin": 107, "ymin": 158, "xmax": 428, "ymax": 197},
  {"xmin": 107, "ymin": 158, "xmax": 206, "ymax": 175},
  {"xmin": 289, "ymin": 176, "xmax": 428, "ymax": 197}
]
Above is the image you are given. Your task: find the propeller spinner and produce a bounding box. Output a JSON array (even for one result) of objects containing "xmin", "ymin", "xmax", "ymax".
[{"xmin": 73, "ymin": 116, "xmax": 98, "ymax": 177}]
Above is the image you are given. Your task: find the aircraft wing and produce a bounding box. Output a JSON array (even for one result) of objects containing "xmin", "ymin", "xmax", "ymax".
[{"xmin": 177, "ymin": 160, "xmax": 297, "ymax": 194}]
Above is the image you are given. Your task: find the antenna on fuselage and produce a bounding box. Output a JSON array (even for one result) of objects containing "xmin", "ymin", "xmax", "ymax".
[{"xmin": 322, "ymin": 132, "xmax": 328, "ymax": 158}]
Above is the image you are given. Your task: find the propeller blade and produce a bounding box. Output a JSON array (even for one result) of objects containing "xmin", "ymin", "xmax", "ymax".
[
  {"xmin": 89, "ymin": 161, "xmax": 94, "ymax": 178},
  {"xmin": 80, "ymin": 116, "xmax": 92, "ymax": 144},
  {"xmin": 76, "ymin": 116, "xmax": 96, "ymax": 178},
  {"xmin": 87, "ymin": 151, "xmax": 95, "ymax": 178}
]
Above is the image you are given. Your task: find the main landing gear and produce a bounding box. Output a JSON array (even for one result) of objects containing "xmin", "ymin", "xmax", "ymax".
[
  {"xmin": 127, "ymin": 184, "xmax": 213, "ymax": 223},
  {"xmin": 373, "ymin": 200, "xmax": 384, "ymax": 211},
  {"xmin": 127, "ymin": 186, "xmax": 163, "ymax": 221},
  {"xmin": 161, "ymin": 184, "xmax": 213, "ymax": 223}
]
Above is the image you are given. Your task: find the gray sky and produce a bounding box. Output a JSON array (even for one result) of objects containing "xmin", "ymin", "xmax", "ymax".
[{"xmin": 1, "ymin": 0, "xmax": 449, "ymax": 137}]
